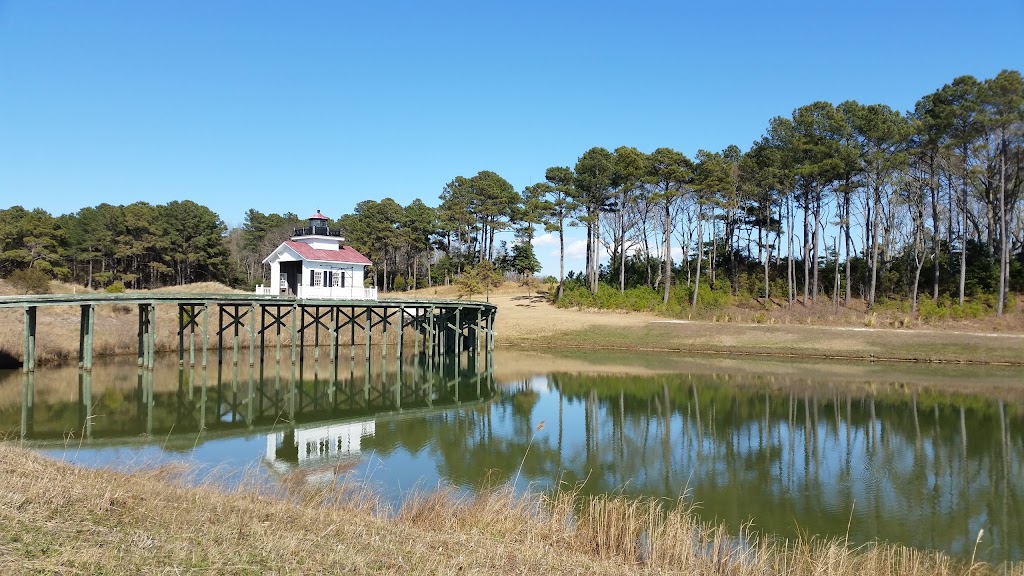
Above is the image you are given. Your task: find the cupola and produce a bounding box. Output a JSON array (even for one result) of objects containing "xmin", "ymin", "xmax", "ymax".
[{"xmin": 308, "ymin": 210, "xmax": 329, "ymax": 228}]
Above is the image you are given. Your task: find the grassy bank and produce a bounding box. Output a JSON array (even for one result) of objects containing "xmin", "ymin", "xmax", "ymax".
[
  {"xmin": 503, "ymin": 321, "xmax": 1024, "ymax": 365},
  {"xmin": 0, "ymin": 444, "xmax": 1017, "ymax": 575}
]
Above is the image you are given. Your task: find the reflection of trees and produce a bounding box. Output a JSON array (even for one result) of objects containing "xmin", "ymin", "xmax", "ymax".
[{"xmin": 488, "ymin": 373, "xmax": 1023, "ymax": 564}]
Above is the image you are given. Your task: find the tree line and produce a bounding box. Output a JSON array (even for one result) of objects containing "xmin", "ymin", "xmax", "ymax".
[{"xmin": 1, "ymin": 70, "xmax": 1021, "ymax": 314}]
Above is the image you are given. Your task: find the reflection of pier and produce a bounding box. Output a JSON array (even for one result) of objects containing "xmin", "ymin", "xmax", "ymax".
[{"xmin": 12, "ymin": 348, "xmax": 495, "ymax": 448}]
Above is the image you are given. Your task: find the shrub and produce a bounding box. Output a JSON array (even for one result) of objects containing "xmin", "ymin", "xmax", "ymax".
[
  {"xmin": 917, "ymin": 295, "xmax": 990, "ymax": 322},
  {"xmin": 105, "ymin": 281, "xmax": 126, "ymax": 293},
  {"xmin": 555, "ymin": 282, "xmax": 596, "ymax": 309},
  {"xmin": 555, "ymin": 280, "xmax": 733, "ymax": 317},
  {"xmin": 692, "ymin": 280, "xmax": 732, "ymax": 312},
  {"xmin": 7, "ymin": 268, "xmax": 51, "ymax": 294}
]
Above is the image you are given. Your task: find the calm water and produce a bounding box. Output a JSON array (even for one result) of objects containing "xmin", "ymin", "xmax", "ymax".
[{"xmin": 0, "ymin": 350, "xmax": 1021, "ymax": 563}]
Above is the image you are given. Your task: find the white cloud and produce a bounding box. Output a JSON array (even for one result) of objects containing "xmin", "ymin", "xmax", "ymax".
[
  {"xmin": 565, "ymin": 239, "xmax": 587, "ymax": 259},
  {"xmin": 532, "ymin": 232, "xmax": 558, "ymax": 247}
]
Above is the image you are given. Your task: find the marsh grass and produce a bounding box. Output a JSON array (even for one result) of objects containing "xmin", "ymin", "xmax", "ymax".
[{"xmin": 0, "ymin": 443, "xmax": 1019, "ymax": 575}]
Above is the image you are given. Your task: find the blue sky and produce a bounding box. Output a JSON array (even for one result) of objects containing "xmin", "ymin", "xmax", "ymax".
[{"xmin": 1, "ymin": 0, "xmax": 1021, "ymax": 275}]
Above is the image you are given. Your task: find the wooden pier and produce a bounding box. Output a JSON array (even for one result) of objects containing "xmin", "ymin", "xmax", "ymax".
[{"xmin": 0, "ymin": 294, "xmax": 497, "ymax": 373}]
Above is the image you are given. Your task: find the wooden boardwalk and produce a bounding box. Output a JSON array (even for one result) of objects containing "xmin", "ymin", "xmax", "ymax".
[{"xmin": 0, "ymin": 293, "xmax": 497, "ymax": 373}]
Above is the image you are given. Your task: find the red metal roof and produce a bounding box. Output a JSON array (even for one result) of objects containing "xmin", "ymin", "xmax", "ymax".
[
  {"xmin": 307, "ymin": 210, "xmax": 328, "ymax": 220},
  {"xmin": 284, "ymin": 241, "xmax": 372, "ymax": 265}
]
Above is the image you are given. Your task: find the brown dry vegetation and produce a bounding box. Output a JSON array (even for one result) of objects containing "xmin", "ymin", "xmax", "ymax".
[{"xmin": 0, "ymin": 443, "xmax": 1018, "ymax": 575}]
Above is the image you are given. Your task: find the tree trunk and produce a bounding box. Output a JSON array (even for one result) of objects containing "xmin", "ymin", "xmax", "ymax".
[
  {"xmin": 959, "ymin": 171, "xmax": 967, "ymax": 305},
  {"xmin": 692, "ymin": 206, "xmax": 703, "ymax": 310},
  {"xmin": 811, "ymin": 187, "xmax": 821, "ymax": 305},
  {"xmin": 930, "ymin": 158, "xmax": 941, "ymax": 302},
  {"xmin": 682, "ymin": 222, "xmax": 691, "ymax": 288},
  {"xmin": 843, "ymin": 189, "xmax": 851, "ymax": 306},
  {"xmin": 802, "ymin": 192, "xmax": 810, "ymax": 305},
  {"xmin": 663, "ymin": 200, "xmax": 672, "ymax": 305},
  {"xmin": 787, "ymin": 196, "xmax": 794, "ymax": 305},
  {"xmin": 869, "ymin": 182, "xmax": 881, "ymax": 307},
  {"xmin": 832, "ymin": 236, "xmax": 840, "ymax": 311},
  {"xmin": 557, "ymin": 220, "xmax": 565, "ymax": 301},
  {"xmin": 760, "ymin": 218, "xmax": 769, "ymax": 301},
  {"xmin": 591, "ymin": 211, "xmax": 600, "ymax": 293},
  {"xmin": 710, "ymin": 216, "xmax": 717, "ymax": 288},
  {"xmin": 998, "ymin": 134, "xmax": 1007, "ymax": 316},
  {"xmin": 478, "ymin": 224, "xmax": 486, "ymax": 264},
  {"xmin": 620, "ymin": 190, "xmax": 627, "ymax": 293},
  {"xmin": 589, "ymin": 218, "xmax": 598, "ymax": 293},
  {"xmin": 764, "ymin": 239, "xmax": 771, "ymax": 302}
]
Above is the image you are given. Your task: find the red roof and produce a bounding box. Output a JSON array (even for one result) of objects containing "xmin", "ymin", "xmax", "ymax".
[
  {"xmin": 285, "ymin": 241, "xmax": 372, "ymax": 265},
  {"xmin": 308, "ymin": 210, "xmax": 328, "ymax": 220}
]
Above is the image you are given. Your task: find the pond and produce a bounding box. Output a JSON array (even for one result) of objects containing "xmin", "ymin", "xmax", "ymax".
[{"xmin": 0, "ymin": 349, "xmax": 1021, "ymax": 564}]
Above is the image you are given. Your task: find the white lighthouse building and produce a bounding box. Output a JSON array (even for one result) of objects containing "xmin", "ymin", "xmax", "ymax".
[{"xmin": 257, "ymin": 210, "xmax": 376, "ymax": 300}]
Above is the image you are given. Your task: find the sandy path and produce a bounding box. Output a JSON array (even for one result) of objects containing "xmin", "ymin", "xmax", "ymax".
[{"xmin": 484, "ymin": 293, "xmax": 655, "ymax": 340}]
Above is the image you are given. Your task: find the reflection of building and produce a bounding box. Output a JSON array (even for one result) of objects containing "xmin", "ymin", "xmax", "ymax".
[
  {"xmin": 257, "ymin": 210, "xmax": 376, "ymax": 299},
  {"xmin": 264, "ymin": 420, "xmax": 376, "ymax": 483}
]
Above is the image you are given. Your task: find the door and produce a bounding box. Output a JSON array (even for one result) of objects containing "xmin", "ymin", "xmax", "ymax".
[{"xmin": 280, "ymin": 261, "xmax": 301, "ymax": 297}]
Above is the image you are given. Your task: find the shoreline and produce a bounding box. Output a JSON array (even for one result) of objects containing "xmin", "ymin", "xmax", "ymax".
[{"xmin": 505, "ymin": 341, "xmax": 1024, "ymax": 366}]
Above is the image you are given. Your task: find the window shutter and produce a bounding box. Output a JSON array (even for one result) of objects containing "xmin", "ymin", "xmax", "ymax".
[
  {"xmin": 340, "ymin": 271, "xmax": 346, "ymax": 287},
  {"xmin": 310, "ymin": 270, "xmax": 315, "ymax": 286}
]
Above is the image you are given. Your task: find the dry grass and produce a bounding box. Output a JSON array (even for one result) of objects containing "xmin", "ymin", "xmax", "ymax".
[
  {"xmin": 522, "ymin": 321, "xmax": 1024, "ymax": 365},
  {"xmin": 0, "ymin": 444, "xmax": 1018, "ymax": 575},
  {"xmin": 393, "ymin": 283, "xmax": 1024, "ymax": 365}
]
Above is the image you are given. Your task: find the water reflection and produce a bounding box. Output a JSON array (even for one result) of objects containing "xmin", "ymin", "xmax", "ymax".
[
  {"xmin": 0, "ymin": 350, "xmax": 495, "ymax": 482},
  {"xmin": 532, "ymin": 374, "xmax": 1023, "ymax": 564},
  {"xmin": 0, "ymin": 354, "xmax": 1021, "ymax": 563}
]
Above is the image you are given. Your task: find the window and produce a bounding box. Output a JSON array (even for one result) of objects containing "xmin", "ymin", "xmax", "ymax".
[
  {"xmin": 331, "ymin": 271, "xmax": 341, "ymax": 287},
  {"xmin": 310, "ymin": 270, "xmax": 321, "ymax": 287}
]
